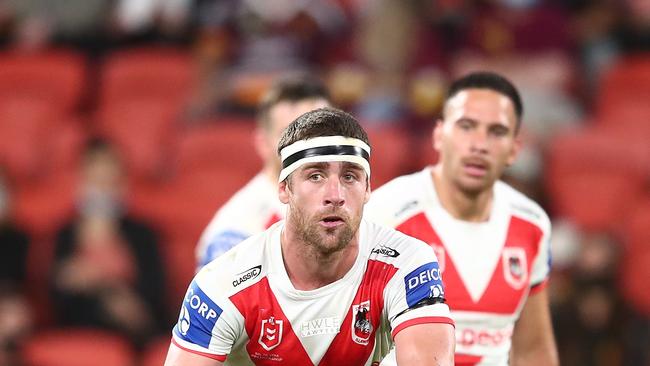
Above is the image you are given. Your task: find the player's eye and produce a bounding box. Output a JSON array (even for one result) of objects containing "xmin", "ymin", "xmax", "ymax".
[
  {"xmin": 309, "ymin": 173, "xmax": 324, "ymax": 181},
  {"xmin": 490, "ymin": 126, "xmax": 509, "ymax": 137},
  {"xmin": 457, "ymin": 120, "xmax": 473, "ymax": 130},
  {"xmin": 343, "ymin": 173, "xmax": 356, "ymax": 182}
]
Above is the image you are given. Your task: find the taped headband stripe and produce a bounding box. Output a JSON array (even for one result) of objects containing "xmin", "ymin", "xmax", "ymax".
[
  {"xmin": 278, "ymin": 136, "xmax": 371, "ymax": 182},
  {"xmin": 281, "ymin": 145, "xmax": 369, "ymax": 170},
  {"xmin": 279, "ymin": 155, "xmax": 370, "ymax": 182}
]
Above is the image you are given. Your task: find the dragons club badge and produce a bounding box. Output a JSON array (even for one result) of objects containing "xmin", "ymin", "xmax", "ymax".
[{"xmin": 351, "ymin": 300, "xmax": 373, "ymax": 345}]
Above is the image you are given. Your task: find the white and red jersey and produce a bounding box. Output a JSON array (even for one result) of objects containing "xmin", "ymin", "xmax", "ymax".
[
  {"xmin": 365, "ymin": 168, "xmax": 551, "ymax": 366},
  {"xmin": 173, "ymin": 219, "xmax": 453, "ymax": 365},
  {"xmin": 196, "ymin": 173, "xmax": 285, "ymax": 268}
]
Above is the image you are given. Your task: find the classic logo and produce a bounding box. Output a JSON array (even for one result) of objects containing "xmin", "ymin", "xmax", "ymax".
[
  {"xmin": 351, "ymin": 300, "xmax": 373, "ymax": 345},
  {"xmin": 233, "ymin": 265, "xmax": 262, "ymax": 287},
  {"xmin": 371, "ymin": 245, "xmax": 400, "ymax": 258},
  {"xmin": 259, "ymin": 317, "xmax": 283, "ymax": 351},
  {"xmin": 502, "ymin": 247, "xmax": 528, "ymax": 290}
]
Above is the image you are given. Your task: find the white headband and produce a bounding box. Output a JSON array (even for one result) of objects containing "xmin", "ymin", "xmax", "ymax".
[{"xmin": 278, "ymin": 136, "xmax": 371, "ymax": 182}]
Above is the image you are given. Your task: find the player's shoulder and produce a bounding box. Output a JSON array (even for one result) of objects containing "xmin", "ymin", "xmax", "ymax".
[
  {"xmin": 363, "ymin": 220, "xmax": 436, "ymax": 266},
  {"xmin": 496, "ymin": 180, "xmax": 550, "ymax": 229},
  {"xmin": 195, "ymin": 224, "xmax": 278, "ymax": 298},
  {"xmin": 366, "ymin": 169, "xmax": 431, "ymax": 226},
  {"xmin": 213, "ymin": 174, "xmax": 274, "ymax": 223},
  {"xmin": 197, "ymin": 174, "xmax": 276, "ymax": 252}
]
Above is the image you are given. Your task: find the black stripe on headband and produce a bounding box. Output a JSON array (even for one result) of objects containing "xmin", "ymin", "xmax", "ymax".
[{"xmin": 281, "ymin": 145, "xmax": 370, "ymax": 170}]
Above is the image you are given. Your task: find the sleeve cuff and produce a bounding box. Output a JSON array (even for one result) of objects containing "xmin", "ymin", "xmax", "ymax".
[
  {"xmin": 391, "ymin": 316, "xmax": 455, "ymax": 338},
  {"xmin": 530, "ymin": 278, "xmax": 549, "ymax": 295},
  {"xmin": 171, "ymin": 337, "xmax": 227, "ymax": 362}
]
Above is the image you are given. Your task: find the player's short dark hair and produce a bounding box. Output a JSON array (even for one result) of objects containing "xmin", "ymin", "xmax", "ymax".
[
  {"xmin": 258, "ymin": 73, "xmax": 331, "ymax": 130},
  {"xmin": 277, "ymin": 107, "xmax": 370, "ymax": 155},
  {"xmin": 446, "ymin": 71, "xmax": 523, "ymax": 132}
]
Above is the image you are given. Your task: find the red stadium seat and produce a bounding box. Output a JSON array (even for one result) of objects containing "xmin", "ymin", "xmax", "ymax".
[
  {"xmin": 0, "ymin": 98, "xmax": 57, "ymax": 183},
  {"xmin": 99, "ymin": 47, "xmax": 195, "ymax": 109},
  {"xmin": 0, "ymin": 49, "xmax": 87, "ymax": 114},
  {"xmin": 22, "ymin": 329, "xmax": 136, "ymax": 366},
  {"xmin": 596, "ymin": 54, "xmax": 650, "ymax": 121},
  {"xmin": 96, "ymin": 100, "xmax": 180, "ymax": 181},
  {"xmin": 175, "ymin": 121, "xmax": 261, "ymax": 175},
  {"xmin": 619, "ymin": 200, "xmax": 650, "ymax": 317},
  {"xmin": 413, "ymin": 128, "xmax": 440, "ymax": 171},
  {"xmin": 365, "ymin": 126, "xmax": 412, "ymax": 188},
  {"xmin": 545, "ymin": 127, "xmax": 649, "ymax": 232}
]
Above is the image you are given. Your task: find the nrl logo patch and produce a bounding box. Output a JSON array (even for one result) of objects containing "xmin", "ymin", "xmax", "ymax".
[{"xmin": 259, "ymin": 316, "xmax": 283, "ymax": 351}]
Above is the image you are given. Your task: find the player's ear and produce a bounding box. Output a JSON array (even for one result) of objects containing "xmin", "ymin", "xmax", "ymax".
[
  {"xmin": 278, "ymin": 178, "xmax": 290, "ymax": 204},
  {"xmin": 254, "ymin": 127, "xmax": 272, "ymax": 162},
  {"xmin": 506, "ymin": 135, "xmax": 523, "ymax": 167}
]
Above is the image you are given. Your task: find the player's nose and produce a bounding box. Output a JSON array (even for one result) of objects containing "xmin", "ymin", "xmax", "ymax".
[{"xmin": 323, "ymin": 176, "xmax": 345, "ymax": 207}]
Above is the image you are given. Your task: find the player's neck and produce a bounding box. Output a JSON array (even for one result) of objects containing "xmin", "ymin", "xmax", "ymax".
[
  {"xmin": 431, "ymin": 165, "xmax": 493, "ymax": 222},
  {"xmin": 280, "ymin": 229, "xmax": 359, "ymax": 291}
]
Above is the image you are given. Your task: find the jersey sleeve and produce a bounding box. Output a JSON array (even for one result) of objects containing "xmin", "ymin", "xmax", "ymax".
[
  {"xmin": 383, "ymin": 239, "xmax": 454, "ymax": 338},
  {"xmin": 529, "ymin": 212, "xmax": 552, "ymax": 293},
  {"xmin": 196, "ymin": 229, "xmax": 250, "ymax": 269},
  {"xmin": 171, "ymin": 275, "xmax": 244, "ymax": 360}
]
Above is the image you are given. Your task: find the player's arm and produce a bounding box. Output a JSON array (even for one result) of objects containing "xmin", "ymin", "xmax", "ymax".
[
  {"xmin": 509, "ymin": 287, "xmax": 559, "ymax": 366},
  {"xmin": 164, "ymin": 342, "xmax": 224, "ymax": 366},
  {"xmin": 394, "ymin": 322, "xmax": 454, "ymax": 366}
]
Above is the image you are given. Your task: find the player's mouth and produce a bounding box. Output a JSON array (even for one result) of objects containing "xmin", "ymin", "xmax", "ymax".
[
  {"xmin": 320, "ymin": 215, "xmax": 345, "ymax": 228},
  {"xmin": 462, "ymin": 158, "xmax": 489, "ymax": 177}
]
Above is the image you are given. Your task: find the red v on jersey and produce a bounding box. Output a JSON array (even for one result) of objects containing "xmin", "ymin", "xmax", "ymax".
[
  {"xmin": 320, "ymin": 260, "xmax": 398, "ymax": 365},
  {"xmin": 230, "ymin": 277, "xmax": 313, "ymax": 365},
  {"xmin": 396, "ymin": 213, "xmax": 543, "ymax": 314},
  {"xmin": 229, "ymin": 261, "xmax": 398, "ymax": 365}
]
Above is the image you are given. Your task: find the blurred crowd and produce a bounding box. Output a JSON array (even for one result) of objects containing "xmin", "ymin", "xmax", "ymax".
[{"xmin": 0, "ymin": 0, "xmax": 648, "ymax": 365}]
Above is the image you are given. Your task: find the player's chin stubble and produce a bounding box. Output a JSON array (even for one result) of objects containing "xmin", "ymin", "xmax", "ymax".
[{"xmin": 291, "ymin": 207, "xmax": 355, "ymax": 256}]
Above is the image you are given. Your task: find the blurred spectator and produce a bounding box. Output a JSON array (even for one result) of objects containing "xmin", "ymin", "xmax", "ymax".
[
  {"xmin": 50, "ymin": 138, "xmax": 167, "ymax": 348},
  {"xmin": 109, "ymin": 0, "xmax": 193, "ymax": 47},
  {"xmin": 615, "ymin": 0, "xmax": 650, "ymax": 54},
  {"xmin": 187, "ymin": 0, "xmax": 347, "ymax": 116},
  {"xmin": 569, "ymin": 0, "xmax": 621, "ymax": 101},
  {"xmin": 6, "ymin": 0, "xmax": 112, "ymax": 53},
  {"xmin": 570, "ymin": 0, "xmax": 648, "ymax": 104},
  {"xmin": 550, "ymin": 226, "xmax": 626, "ymax": 366},
  {"xmin": 0, "ymin": 169, "xmax": 32, "ymax": 366}
]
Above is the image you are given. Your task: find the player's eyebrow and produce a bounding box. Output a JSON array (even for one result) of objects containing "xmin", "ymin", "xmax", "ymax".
[{"xmin": 300, "ymin": 162, "xmax": 329, "ymax": 171}]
